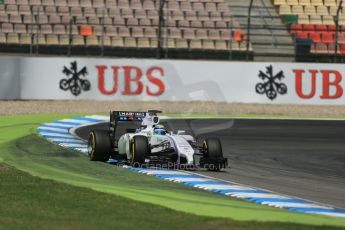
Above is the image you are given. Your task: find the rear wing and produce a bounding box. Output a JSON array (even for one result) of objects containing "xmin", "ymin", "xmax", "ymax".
[
  {"xmin": 110, "ymin": 110, "xmax": 162, "ymax": 122},
  {"xmin": 111, "ymin": 111, "xmax": 147, "ymax": 122},
  {"xmin": 109, "ymin": 110, "xmax": 162, "ymax": 139}
]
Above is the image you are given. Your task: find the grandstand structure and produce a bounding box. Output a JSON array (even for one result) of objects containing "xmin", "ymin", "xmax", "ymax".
[
  {"xmin": 0, "ymin": 0, "xmax": 253, "ymax": 60},
  {"xmin": 226, "ymin": 0, "xmax": 295, "ymax": 62},
  {"xmin": 0, "ymin": 0, "xmax": 343, "ymax": 62},
  {"xmin": 274, "ymin": 0, "xmax": 345, "ymax": 62}
]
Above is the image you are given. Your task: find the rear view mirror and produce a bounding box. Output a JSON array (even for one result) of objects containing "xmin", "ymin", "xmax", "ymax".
[{"xmin": 177, "ymin": 130, "xmax": 186, "ymax": 135}]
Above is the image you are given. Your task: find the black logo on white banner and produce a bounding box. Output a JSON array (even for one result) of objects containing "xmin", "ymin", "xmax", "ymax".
[
  {"xmin": 60, "ymin": 61, "xmax": 91, "ymax": 96},
  {"xmin": 256, "ymin": 65, "xmax": 287, "ymax": 100}
]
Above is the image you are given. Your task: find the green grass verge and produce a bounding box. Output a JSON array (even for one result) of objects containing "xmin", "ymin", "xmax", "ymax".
[
  {"xmin": 0, "ymin": 113, "xmax": 345, "ymax": 229},
  {"xmin": 3, "ymin": 164, "xmax": 345, "ymax": 230}
]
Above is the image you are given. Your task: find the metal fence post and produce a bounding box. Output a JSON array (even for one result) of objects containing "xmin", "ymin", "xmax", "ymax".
[
  {"xmin": 334, "ymin": 0, "xmax": 343, "ymax": 63},
  {"xmin": 156, "ymin": 0, "xmax": 166, "ymax": 59},
  {"xmin": 246, "ymin": 0, "xmax": 254, "ymax": 61},
  {"xmin": 100, "ymin": 8, "xmax": 105, "ymax": 57}
]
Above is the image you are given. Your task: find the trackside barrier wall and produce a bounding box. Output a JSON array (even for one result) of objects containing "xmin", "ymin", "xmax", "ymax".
[
  {"xmin": 0, "ymin": 58, "xmax": 21, "ymax": 99},
  {"xmin": 1, "ymin": 57, "xmax": 345, "ymax": 105}
]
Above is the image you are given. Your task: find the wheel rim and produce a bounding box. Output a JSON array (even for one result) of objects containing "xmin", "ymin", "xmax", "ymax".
[
  {"xmin": 87, "ymin": 141, "xmax": 93, "ymax": 156},
  {"xmin": 88, "ymin": 132, "xmax": 95, "ymax": 158},
  {"xmin": 131, "ymin": 141, "xmax": 135, "ymax": 164}
]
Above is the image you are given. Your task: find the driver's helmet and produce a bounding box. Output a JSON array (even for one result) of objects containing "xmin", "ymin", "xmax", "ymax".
[{"xmin": 154, "ymin": 125, "xmax": 167, "ymax": 135}]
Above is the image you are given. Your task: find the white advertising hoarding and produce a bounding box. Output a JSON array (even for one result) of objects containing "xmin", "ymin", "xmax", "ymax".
[{"xmin": 1, "ymin": 56, "xmax": 345, "ymax": 105}]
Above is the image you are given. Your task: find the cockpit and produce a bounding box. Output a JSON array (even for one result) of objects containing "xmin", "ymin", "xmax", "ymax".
[{"xmin": 154, "ymin": 127, "xmax": 167, "ymax": 135}]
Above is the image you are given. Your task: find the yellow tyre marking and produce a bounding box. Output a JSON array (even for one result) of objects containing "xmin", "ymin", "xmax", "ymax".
[{"xmin": 203, "ymin": 140, "xmax": 207, "ymax": 151}]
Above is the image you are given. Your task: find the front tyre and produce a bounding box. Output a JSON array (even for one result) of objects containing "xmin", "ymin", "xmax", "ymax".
[
  {"xmin": 202, "ymin": 138, "xmax": 224, "ymax": 171},
  {"xmin": 203, "ymin": 138, "xmax": 223, "ymax": 159},
  {"xmin": 88, "ymin": 130, "xmax": 111, "ymax": 161},
  {"xmin": 130, "ymin": 135, "xmax": 149, "ymax": 167}
]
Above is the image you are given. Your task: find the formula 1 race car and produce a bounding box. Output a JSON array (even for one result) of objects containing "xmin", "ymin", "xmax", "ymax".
[{"xmin": 87, "ymin": 110, "xmax": 228, "ymax": 171}]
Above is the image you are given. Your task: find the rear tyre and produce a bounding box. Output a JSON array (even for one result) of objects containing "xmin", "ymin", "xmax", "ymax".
[
  {"xmin": 88, "ymin": 130, "xmax": 111, "ymax": 161},
  {"xmin": 130, "ymin": 135, "xmax": 149, "ymax": 167},
  {"xmin": 203, "ymin": 138, "xmax": 223, "ymax": 171}
]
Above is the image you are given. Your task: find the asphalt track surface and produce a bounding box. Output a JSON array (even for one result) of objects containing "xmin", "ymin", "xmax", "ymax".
[{"xmin": 76, "ymin": 118, "xmax": 345, "ymax": 209}]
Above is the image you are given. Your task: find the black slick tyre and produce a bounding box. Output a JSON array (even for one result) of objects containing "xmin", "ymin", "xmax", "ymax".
[
  {"xmin": 88, "ymin": 130, "xmax": 111, "ymax": 161},
  {"xmin": 203, "ymin": 138, "xmax": 223, "ymax": 159},
  {"xmin": 130, "ymin": 135, "xmax": 149, "ymax": 166},
  {"xmin": 203, "ymin": 138, "xmax": 223, "ymax": 171}
]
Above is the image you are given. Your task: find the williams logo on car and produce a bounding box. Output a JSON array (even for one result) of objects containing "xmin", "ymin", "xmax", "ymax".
[
  {"xmin": 60, "ymin": 61, "xmax": 91, "ymax": 96},
  {"xmin": 255, "ymin": 65, "xmax": 287, "ymax": 100}
]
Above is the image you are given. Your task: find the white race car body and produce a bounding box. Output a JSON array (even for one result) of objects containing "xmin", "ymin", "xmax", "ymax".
[
  {"xmin": 117, "ymin": 125, "xmax": 196, "ymax": 165},
  {"xmin": 89, "ymin": 110, "xmax": 227, "ymax": 171}
]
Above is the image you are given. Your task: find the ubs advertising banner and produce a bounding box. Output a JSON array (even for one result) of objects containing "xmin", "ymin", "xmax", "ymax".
[{"xmin": 1, "ymin": 56, "xmax": 345, "ymax": 105}]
